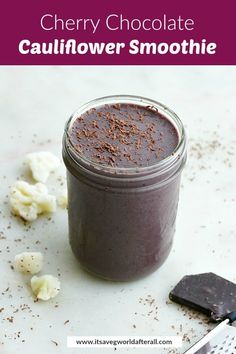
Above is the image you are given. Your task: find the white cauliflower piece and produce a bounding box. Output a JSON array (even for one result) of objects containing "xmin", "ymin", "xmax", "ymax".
[
  {"xmin": 25, "ymin": 151, "xmax": 60, "ymax": 183},
  {"xmin": 9, "ymin": 181, "xmax": 56, "ymax": 221},
  {"xmin": 15, "ymin": 252, "xmax": 43, "ymax": 274},
  {"xmin": 57, "ymin": 189, "xmax": 68, "ymax": 209},
  {"xmin": 31, "ymin": 275, "xmax": 60, "ymax": 301}
]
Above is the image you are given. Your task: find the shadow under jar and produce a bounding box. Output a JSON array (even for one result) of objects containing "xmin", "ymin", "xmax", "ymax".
[{"xmin": 63, "ymin": 95, "xmax": 187, "ymax": 281}]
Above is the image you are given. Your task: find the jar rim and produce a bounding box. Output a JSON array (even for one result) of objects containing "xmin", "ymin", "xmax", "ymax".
[{"xmin": 64, "ymin": 94, "xmax": 187, "ymax": 177}]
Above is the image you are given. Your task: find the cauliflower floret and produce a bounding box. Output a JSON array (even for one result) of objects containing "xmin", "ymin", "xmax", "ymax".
[
  {"xmin": 9, "ymin": 181, "xmax": 56, "ymax": 221},
  {"xmin": 31, "ymin": 275, "xmax": 60, "ymax": 301},
  {"xmin": 25, "ymin": 151, "xmax": 60, "ymax": 183},
  {"xmin": 15, "ymin": 252, "xmax": 43, "ymax": 274},
  {"xmin": 57, "ymin": 189, "xmax": 68, "ymax": 209}
]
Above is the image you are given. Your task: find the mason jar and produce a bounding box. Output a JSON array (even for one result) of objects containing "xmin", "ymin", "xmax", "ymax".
[{"xmin": 62, "ymin": 95, "xmax": 187, "ymax": 281}]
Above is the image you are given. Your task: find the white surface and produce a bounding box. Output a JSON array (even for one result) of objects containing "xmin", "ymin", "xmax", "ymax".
[{"xmin": 0, "ymin": 66, "xmax": 235, "ymax": 354}]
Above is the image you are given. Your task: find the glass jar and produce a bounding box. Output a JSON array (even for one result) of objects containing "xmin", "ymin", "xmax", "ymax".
[{"xmin": 62, "ymin": 95, "xmax": 187, "ymax": 281}]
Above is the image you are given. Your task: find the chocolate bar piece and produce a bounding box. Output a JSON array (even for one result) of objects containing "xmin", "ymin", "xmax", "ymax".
[{"xmin": 169, "ymin": 272, "xmax": 236, "ymax": 321}]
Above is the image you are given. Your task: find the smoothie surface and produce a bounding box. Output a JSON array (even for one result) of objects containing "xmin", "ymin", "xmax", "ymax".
[{"xmin": 69, "ymin": 103, "xmax": 179, "ymax": 168}]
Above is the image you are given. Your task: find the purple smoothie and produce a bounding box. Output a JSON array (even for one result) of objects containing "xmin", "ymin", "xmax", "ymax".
[{"xmin": 63, "ymin": 96, "xmax": 186, "ymax": 281}]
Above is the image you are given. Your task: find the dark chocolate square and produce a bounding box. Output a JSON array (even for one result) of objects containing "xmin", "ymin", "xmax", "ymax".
[{"xmin": 169, "ymin": 272, "xmax": 236, "ymax": 321}]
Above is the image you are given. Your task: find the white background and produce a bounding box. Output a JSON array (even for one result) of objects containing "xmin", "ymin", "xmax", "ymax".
[{"xmin": 0, "ymin": 66, "xmax": 235, "ymax": 354}]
